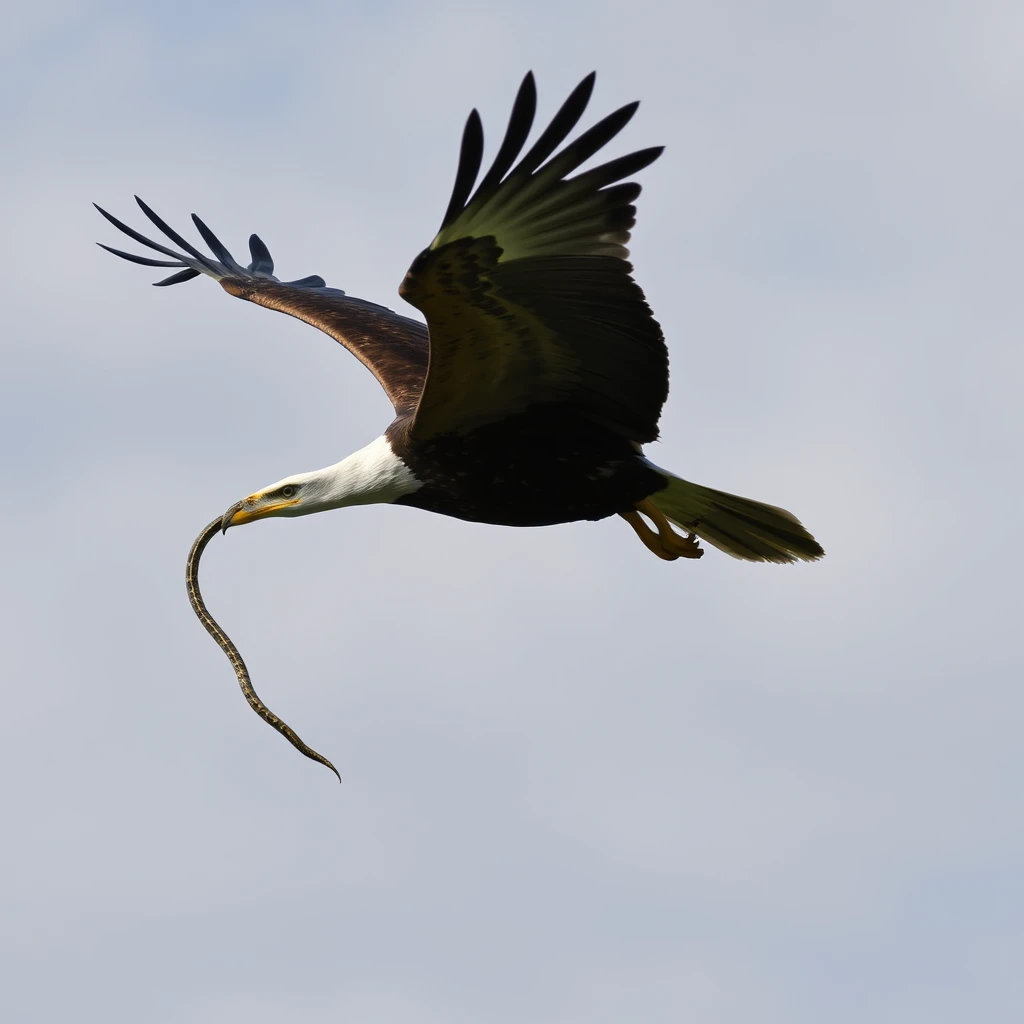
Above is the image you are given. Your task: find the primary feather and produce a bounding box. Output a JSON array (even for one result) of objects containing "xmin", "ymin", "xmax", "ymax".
[{"xmin": 400, "ymin": 71, "xmax": 668, "ymax": 442}]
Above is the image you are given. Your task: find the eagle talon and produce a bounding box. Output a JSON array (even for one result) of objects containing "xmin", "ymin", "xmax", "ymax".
[
  {"xmin": 664, "ymin": 531, "xmax": 703, "ymax": 559},
  {"xmin": 622, "ymin": 500, "xmax": 704, "ymax": 561},
  {"xmin": 621, "ymin": 509, "xmax": 687, "ymax": 561}
]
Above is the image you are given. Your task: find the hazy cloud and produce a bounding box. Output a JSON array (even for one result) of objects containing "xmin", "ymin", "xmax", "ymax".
[{"xmin": 2, "ymin": 2, "xmax": 1021, "ymax": 1021}]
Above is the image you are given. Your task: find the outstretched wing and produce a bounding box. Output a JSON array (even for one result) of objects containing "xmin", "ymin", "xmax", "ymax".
[
  {"xmin": 96, "ymin": 198, "xmax": 429, "ymax": 415},
  {"xmin": 399, "ymin": 72, "xmax": 668, "ymax": 443}
]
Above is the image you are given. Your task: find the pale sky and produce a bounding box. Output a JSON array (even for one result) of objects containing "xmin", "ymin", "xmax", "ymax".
[{"xmin": 2, "ymin": 2, "xmax": 1023, "ymax": 1021}]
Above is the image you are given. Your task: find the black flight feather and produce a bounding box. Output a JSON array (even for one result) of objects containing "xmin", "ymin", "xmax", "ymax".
[
  {"xmin": 93, "ymin": 203, "xmax": 186, "ymax": 261},
  {"xmin": 153, "ymin": 268, "xmax": 202, "ymax": 287},
  {"xmin": 134, "ymin": 196, "xmax": 212, "ymax": 267},
  {"xmin": 96, "ymin": 243, "xmax": 187, "ymax": 268},
  {"xmin": 509, "ymin": 71, "xmax": 596, "ymax": 179},
  {"xmin": 467, "ymin": 71, "xmax": 538, "ymax": 206},
  {"xmin": 440, "ymin": 109, "xmax": 485, "ymax": 231},
  {"xmin": 566, "ymin": 147, "xmax": 664, "ymax": 193},
  {"xmin": 537, "ymin": 101, "xmax": 640, "ymax": 180},
  {"xmin": 247, "ymin": 234, "xmax": 274, "ymax": 276},
  {"xmin": 190, "ymin": 213, "xmax": 237, "ymax": 267}
]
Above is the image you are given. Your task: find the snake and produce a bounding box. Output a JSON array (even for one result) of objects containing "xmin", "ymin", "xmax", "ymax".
[{"xmin": 185, "ymin": 517, "xmax": 341, "ymax": 783}]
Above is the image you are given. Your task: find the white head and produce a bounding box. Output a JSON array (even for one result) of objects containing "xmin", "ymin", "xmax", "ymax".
[{"xmin": 221, "ymin": 435, "xmax": 421, "ymax": 531}]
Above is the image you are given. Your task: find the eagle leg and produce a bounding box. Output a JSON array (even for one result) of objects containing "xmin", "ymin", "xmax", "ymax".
[
  {"xmin": 619, "ymin": 510, "xmax": 679, "ymax": 560},
  {"xmin": 632, "ymin": 499, "xmax": 704, "ymax": 560}
]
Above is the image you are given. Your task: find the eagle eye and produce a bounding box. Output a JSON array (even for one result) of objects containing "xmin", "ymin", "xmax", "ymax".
[{"xmin": 280, "ymin": 485, "xmax": 296, "ymax": 498}]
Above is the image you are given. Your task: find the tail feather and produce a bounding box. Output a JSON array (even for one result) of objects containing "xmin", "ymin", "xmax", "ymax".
[{"xmin": 647, "ymin": 466, "xmax": 824, "ymax": 564}]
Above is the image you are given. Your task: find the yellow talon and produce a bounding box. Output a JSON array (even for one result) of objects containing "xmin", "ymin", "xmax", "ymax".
[{"xmin": 621, "ymin": 500, "xmax": 703, "ymax": 561}]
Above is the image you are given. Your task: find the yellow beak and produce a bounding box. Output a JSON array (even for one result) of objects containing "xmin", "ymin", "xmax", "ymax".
[{"xmin": 221, "ymin": 494, "xmax": 300, "ymax": 532}]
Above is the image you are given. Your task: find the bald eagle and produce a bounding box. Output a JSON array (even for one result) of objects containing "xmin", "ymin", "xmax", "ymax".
[{"xmin": 96, "ymin": 71, "xmax": 823, "ymax": 565}]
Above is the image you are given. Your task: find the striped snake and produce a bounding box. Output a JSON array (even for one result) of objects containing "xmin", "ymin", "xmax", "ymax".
[{"xmin": 185, "ymin": 517, "xmax": 341, "ymax": 783}]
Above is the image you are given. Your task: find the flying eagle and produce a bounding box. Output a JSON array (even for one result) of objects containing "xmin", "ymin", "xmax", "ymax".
[{"xmin": 96, "ymin": 71, "xmax": 823, "ymax": 565}]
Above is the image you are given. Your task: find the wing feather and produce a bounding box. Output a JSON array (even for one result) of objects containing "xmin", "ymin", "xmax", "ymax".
[
  {"xmin": 400, "ymin": 72, "xmax": 668, "ymax": 441},
  {"xmin": 154, "ymin": 268, "xmax": 202, "ymax": 287},
  {"xmin": 97, "ymin": 203, "xmax": 428, "ymax": 413},
  {"xmin": 98, "ymin": 73, "xmax": 666, "ymax": 436},
  {"xmin": 466, "ymin": 72, "xmax": 537, "ymax": 204},
  {"xmin": 247, "ymin": 233, "xmax": 275, "ymax": 276},
  {"xmin": 440, "ymin": 111, "xmax": 485, "ymax": 231},
  {"xmin": 505, "ymin": 72, "xmax": 595, "ymax": 180}
]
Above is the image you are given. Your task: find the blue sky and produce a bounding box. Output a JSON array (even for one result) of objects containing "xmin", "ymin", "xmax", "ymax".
[{"xmin": 2, "ymin": 2, "xmax": 1022, "ymax": 1021}]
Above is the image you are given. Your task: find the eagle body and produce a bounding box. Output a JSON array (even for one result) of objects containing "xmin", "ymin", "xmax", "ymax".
[
  {"xmin": 97, "ymin": 71, "xmax": 824, "ymax": 564},
  {"xmin": 387, "ymin": 411, "xmax": 666, "ymax": 528}
]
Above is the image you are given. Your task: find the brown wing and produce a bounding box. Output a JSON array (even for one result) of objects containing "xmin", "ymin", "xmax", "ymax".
[
  {"xmin": 399, "ymin": 72, "xmax": 668, "ymax": 442},
  {"xmin": 221, "ymin": 280, "xmax": 427, "ymax": 414},
  {"xmin": 95, "ymin": 198, "xmax": 428, "ymax": 415}
]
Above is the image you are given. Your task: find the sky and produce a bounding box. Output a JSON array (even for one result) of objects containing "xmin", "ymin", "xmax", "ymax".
[{"xmin": 2, "ymin": 1, "xmax": 1023, "ymax": 1021}]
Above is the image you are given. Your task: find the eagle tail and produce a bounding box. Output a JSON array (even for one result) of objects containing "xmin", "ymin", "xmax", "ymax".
[{"xmin": 647, "ymin": 466, "xmax": 824, "ymax": 564}]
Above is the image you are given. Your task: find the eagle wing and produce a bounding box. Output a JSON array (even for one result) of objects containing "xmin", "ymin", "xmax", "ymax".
[
  {"xmin": 399, "ymin": 72, "xmax": 669, "ymax": 443},
  {"xmin": 95, "ymin": 198, "xmax": 429, "ymax": 415}
]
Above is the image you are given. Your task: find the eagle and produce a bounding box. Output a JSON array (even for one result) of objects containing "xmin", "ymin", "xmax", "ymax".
[{"xmin": 96, "ymin": 71, "xmax": 823, "ymax": 565}]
